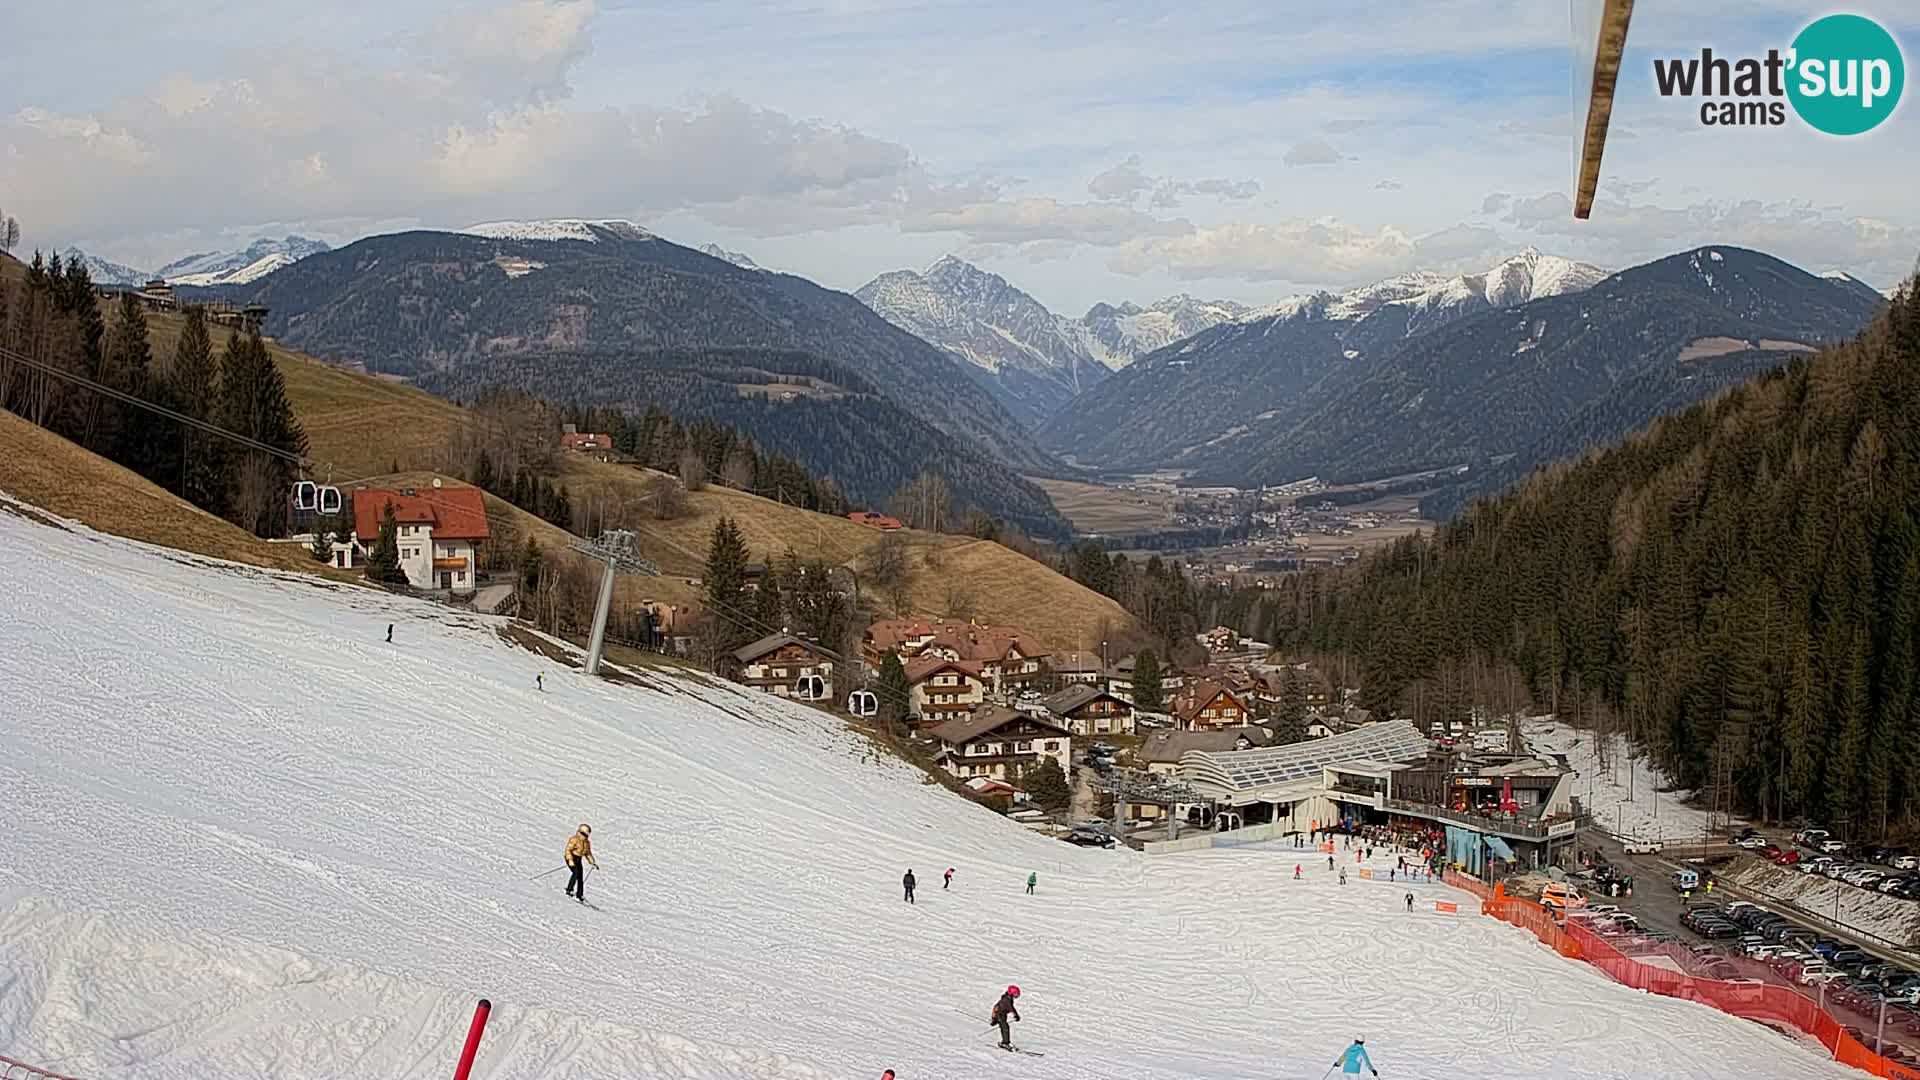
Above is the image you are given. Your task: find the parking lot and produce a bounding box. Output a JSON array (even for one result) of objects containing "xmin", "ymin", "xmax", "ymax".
[{"xmin": 1568, "ymin": 827, "xmax": 1920, "ymax": 1065}]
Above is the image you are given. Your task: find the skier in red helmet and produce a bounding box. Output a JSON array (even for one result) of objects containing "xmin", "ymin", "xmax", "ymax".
[{"xmin": 989, "ymin": 985, "xmax": 1022, "ymax": 1050}]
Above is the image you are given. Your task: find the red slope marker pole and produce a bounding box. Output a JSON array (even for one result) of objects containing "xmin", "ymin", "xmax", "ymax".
[{"xmin": 453, "ymin": 998, "xmax": 492, "ymax": 1080}]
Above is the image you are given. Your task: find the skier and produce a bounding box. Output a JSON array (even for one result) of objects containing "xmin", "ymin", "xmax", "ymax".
[
  {"xmin": 1334, "ymin": 1038, "xmax": 1377, "ymax": 1076},
  {"xmin": 1026, "ymin": 872, "xmax": 1037, "ymax": 895},
  {"xmin": 1328, "ymin": 854, "xmax": 1335, "ymax": 871},
  {"xmin": 1338, "ymin": 866, "xmax": 1348, "ymax": 885},
  {"xmin": 903, "ymin": 869, "xmax": 917, "ymax": 904},
  {"xmin": 536, "ymin": 672, "xmax": 544, "ymax": 692},
  {"xmin": 1294, "ymin": 864, "xmax": 1302, "ymax": 880},
  {"xmin": 385, "ymin": 623, "xmax": 393, "ymax": 643},
  {"xmin": 989, "ymin": 985, "xmax": 1022, "ymax": 1050},
  {"xmin": 563, "ymin": 823, "xmax": 598, "ymax": 903},
  {"xmin": 1405, "ymin": 892, "xmax": 1415, "ymax": 912},
  {"xmin": 944, "ymin": 867, "xmax": 954, "ymax": 890},
  {"xmin": 1388, "ymin": 867, "xmax": 1396, "ymax": 882},
  {"xmin": 881, "ymin": 1071, "xmax": 895, "ymax": 1080}
]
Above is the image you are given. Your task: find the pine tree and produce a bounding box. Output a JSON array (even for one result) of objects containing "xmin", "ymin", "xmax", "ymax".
[
  {"xmin": 704, "ymin": 516, "xmax": 752, "ymax": 655},
  {"xmin": 309, "ymin": 522, "xmax": 335, "ymax": 563},
  {"xmin": 1133, "ymin": 649, "xmax": 1165, "ymax": 712},
  {"xmin": 169, "ymin": 307, "xmax": 223, "ymax": 512},
  {"xmin": 1023, "ymin": 757, "xmax": 1071, "ymax": 811},
  {"xmin": 1276, "ymin": 666, "xmax": 1309, "ymax": 743},
  {"xmin": 103, "ymin": 291, "xmax": 157, "ymax": 478},
  {"xmin": 876, "ymin": 651, "xmax": 910, "ymax": 730},
  {"xmin": 365, "ymin": 504, "xmax": 407, "ymax": 585},
  {"xmin": 753, "ymin": 558, "xmax": 785, "ymax": 631},
  {"xmin": 216, "ymin": 331, "xmax": 308, "ymax": 536}
]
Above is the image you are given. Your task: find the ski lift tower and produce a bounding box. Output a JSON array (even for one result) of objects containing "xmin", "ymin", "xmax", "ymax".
[
  {"xmin": 568, "ymin": 529, "xmax": 660, "ymax": 676},
  {"xmin": 1091, "ymin": 771, "xmax": 1214, "ymax": 842}
]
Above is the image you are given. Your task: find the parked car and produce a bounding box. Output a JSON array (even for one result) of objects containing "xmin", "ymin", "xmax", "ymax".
[
  {"xmin": 1894, "ymin": 854, "xmax": 1920, "ymax": 871},
  {"xmin": 1821, "ymin": 839, "xmax": 1850, "ymax": 854},
  {"xmin": 1802, "ymin": 857, "xmax": 1834, "ymax": 875},
  {"xmin": 1880, "ymin": 877, "xmax": 1908, "ymax": 894},
  {"xmin": 1733, "ymin": 835, "xmax": 1772, "ymax": 850},
  {"xmin": 1795, "ymin": 827, "xmax": 1831, "ymax": 845},
  {"xmin": 1623, "ymin": 838, "xmax": 1663, "ymax": 854},
  {"xmin": 1772, "ymin": 849, "xmax": 1803, "ymax": 865},
  {"xmin": 1064, "ymin": 825, "xmax": 1116, "ymax": 849}
]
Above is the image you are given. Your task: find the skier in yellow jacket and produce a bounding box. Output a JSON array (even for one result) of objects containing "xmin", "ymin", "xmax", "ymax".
[{"xmin": 564, "ymin": 823, "xmax": 599, "ymax": 903}]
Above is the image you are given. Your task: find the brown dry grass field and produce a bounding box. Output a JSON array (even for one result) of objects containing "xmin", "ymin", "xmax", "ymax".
[
  {"xmin": 1030, "ymin": 476, "xmax": 1172, "ymax": 535},
  {"xmin": 15, "ymin": 293, "xmax": 1135, "ymax": 649},
  {"xmin": 1289, "ymin": 493, "xmax": 1433, "ymax": 554},
  {"xmin": 0, "ymin": 409, "xmax": 345, "ymax": 576}
]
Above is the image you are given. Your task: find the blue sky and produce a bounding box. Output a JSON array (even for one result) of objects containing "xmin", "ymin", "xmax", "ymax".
[{"xmin": 2, "ymin": 0, "xmax": 1915, "ymax": 312}]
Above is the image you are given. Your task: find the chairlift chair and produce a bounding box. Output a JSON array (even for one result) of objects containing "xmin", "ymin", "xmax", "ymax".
[
  {"xmin": 847, "ymin": 689, "xmax": 879, "ymax": 718},
  {"xmin": 292, "ymin": 480, "xmax": 318, "ymax": 512},
  {"xmin": 793, "ymin": 674, "xmax": 828, "ymax": 702}
]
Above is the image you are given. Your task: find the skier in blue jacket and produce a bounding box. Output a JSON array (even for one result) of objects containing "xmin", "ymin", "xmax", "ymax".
[{"xmin": 1335, "ymin": 1038, "xmax": 1377, "ymax": 1076}]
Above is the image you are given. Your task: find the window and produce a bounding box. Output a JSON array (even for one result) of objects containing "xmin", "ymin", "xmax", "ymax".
[
  {"xmin": 969, "ymin": 744, "xmax": 988, "ymax": 756},
  {"xmin": 1044, "ymin": 741, "xmax": 1059, "ymax": 751},
  {"xmin": 1016, "ymin": 740, "xmax": 1032, "ymax": 753},
  {"xmin": 772, "ymin": 668, "xmax": 787, "ymax": 678}
]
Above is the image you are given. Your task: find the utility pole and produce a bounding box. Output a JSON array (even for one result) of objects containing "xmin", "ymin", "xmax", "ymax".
[{"xmin": 568, "ymin": 529, "xmax": 660, "ymax": 676}]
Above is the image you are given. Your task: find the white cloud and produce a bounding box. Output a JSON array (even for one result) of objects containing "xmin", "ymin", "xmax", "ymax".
[
  {"xmin": 1110, "ymin": 218, "xmax": 1505, "ymax": 283},
  {"xmin": 905, "ymin": 197, "xmax": 1192, "ymax": 248},
  {"xmin": 1283, "ymin": 139, "xmax": 1345, "ymax": 167},
  {"xmin": 1498, "ymin": 189, "xmax": 1920, "ymax": 288},
  {"xmin": 1086, "ymin": 156, "xmax": 1259, "ymax": 209}
]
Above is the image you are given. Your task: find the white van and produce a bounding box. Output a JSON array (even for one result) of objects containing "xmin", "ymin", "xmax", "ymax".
[{"xmin": 1623, "ymin": 838, "xmax": 1663, "ymax": 854}]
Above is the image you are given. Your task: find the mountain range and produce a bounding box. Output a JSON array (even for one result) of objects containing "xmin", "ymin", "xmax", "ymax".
[
  {"xmin": 1040, "ymin": 247, "xmax": 1883, "ymax": 519},
  {"xmin": 58, "ymin": 236, "xmax": 331, "ymax": 288},
  {"xmin": 204, "ymin": 222, "xmax": 1072, "ymax": 536},
  {"xmin": 856, "ymin": 256, "xmax": 1243, "ymax": 426},
  {"xmin": 1039, "ymin": 249, "xmax": 1610, "ymax": 470}
]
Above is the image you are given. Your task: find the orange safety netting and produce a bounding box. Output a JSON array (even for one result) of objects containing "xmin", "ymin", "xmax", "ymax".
[{"xmin": 1451, "ymin": 881, "xmax": 1920, "ymax": 1080}]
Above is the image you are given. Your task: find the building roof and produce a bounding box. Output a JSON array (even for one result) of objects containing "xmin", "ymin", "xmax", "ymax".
[
  {"xmin": 1139, "ymin": 727, "xmax": 1272, "ymax": 764},
  {"xmin": 1041, "ymin": 684, "xmax": 1127, "ymax": 716},
  {"xmin": 1173, "ymin": 679, "xmax": 1245, "ymax": 722},
  {"xmin": 929, "ymin": 705, "xmax": 1070, "ymax": 745},
  {"xmin": 903, "ymin": 655, "xmax": 985, "ymax": 685},
  {"xmin": 867, "ymin": 619, "xmax": 1050, "ymax": 663},
  {"xmin": 351, "ymin": 486, "xmax": 490, "ymax": 543},
  {"xmin": 847, "ymin": 511, "xmax": 904, "ymax": 530},
  {"xmin": 733, "ymin": 633, "xmax": 831, "ymax": 664},
  {"xmin": 1050, "ymin": 650, "xmax": 1103, "ymax": 674},
  {"xmin": 1181, "ymin": 719, "xmax": 1431, "ymax": 794}
]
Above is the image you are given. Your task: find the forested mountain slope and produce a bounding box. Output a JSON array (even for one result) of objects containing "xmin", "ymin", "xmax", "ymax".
[{"xmin": 1261, "ymin": 283, "xmax": 1920, "ymax": 834}]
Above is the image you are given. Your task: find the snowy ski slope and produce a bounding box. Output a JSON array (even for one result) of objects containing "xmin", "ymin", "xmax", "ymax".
[{"xmin": 0, "ymin": 499, "xmax": 1862, "ymax": 1080}]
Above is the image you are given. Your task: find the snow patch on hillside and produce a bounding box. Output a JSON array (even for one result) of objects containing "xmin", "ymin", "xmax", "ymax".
[
  {"xmin": 462, "ymin": 219, "xmax": 655, "ymax": 243},
  {"xmin": 0, "ymin": 503, "xmax": 1857, "ymax": 1080},
  {"xmin": 1528, "ymin": 718, "xmax": 1734, "ymax": 843}
]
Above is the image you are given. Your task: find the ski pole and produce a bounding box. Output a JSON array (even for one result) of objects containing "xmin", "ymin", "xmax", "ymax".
[{"xmin": 529, "ymin": 864, "xmax": 568, "ymax": 881}]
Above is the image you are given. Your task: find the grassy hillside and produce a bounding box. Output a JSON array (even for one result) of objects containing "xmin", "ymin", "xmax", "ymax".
[
  {"xmin": 136, "ymin": 306, "xmax": 1134, "ymax": 648},
  {"xmin": 0, "ymin": 408, "xmax": 339, "ymax": 576}
]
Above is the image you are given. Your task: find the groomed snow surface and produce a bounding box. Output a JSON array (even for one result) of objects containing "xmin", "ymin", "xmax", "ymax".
[
  {"xmin": 0, "ymin": 501, "xmax": 1856, "ymax": 1080},
  {"xmin": 1527, "ymin": 717, "xmax": 1737, "ymax": 844}
]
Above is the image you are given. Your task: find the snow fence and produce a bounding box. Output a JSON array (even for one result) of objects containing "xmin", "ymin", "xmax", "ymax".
[{"xmin": 1443, "ymin": 870, "xmax": 1920, "ymax": 1080}]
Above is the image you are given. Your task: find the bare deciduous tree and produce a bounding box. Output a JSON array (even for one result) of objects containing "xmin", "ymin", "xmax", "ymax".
[{"xmin": 678, "ymin": 449, "xmax": 709, "ymax": 491}]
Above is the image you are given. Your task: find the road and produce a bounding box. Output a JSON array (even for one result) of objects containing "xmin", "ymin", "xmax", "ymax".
[{"xmin": 1575, "ymin": 826, "xmax": 1920, "ymax": 1063}]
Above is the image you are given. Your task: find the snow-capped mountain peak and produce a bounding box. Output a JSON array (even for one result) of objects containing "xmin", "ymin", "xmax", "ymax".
[
  {"xmin": 160, "ymin": 235, "xmax": 331, "ymax": 286},
  {"xmin": 459, "ymin": 219, "xmax": 654, "ymax": 243},
  {"xmin": 60, "ymin": 248, "xmax": 149, "ymax": 287},
  {"xmin": 1234, "ymin": 251, "xmax": 1607, "ymax": 332},
  {"xmin": 699, "ymin": 243, "xmax": 764, "ymax": 271}
]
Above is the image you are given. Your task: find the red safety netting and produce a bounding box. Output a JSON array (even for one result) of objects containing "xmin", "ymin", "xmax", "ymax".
[{"xmin": 1452, "ymin": 882, "xmax": 1920, "ymax": 1080}]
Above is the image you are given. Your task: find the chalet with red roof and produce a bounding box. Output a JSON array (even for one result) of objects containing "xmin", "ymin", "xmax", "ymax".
[
  {"xmin": 346, "ymin": 484, "xmax": 490, "ymax": 593},
  {"xmin": 903, "ymin": 656, "xmax": 987, "ymax": 728},
  {"xmin": 846, "ymin": 511, "xmax": 903, "ymax": 531},
  {"xmin": 864, "ymin": 618, "xmax": 1050, "ymax": 695},
  {"xmin": 1171, "ymin": 678, "xmax": 1252, "ymax": 732}
]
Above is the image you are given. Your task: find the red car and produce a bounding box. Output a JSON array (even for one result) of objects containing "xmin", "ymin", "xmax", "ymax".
[{"xmin": 1771, "ymin": 849, "xmax": 1802, "ymax": 865}]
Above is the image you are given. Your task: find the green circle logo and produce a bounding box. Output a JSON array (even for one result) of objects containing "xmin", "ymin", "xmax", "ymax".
[{"xmin": 1787, "ymin": 14, "xmax": 1905, "ymax": 135}]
